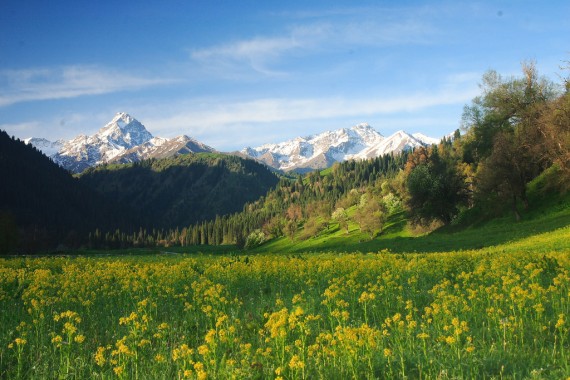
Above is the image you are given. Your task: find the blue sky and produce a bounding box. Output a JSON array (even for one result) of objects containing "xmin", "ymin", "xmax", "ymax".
[{"xmin": 1, "ymin": 0, "xmax": 569, "ymax": 151}]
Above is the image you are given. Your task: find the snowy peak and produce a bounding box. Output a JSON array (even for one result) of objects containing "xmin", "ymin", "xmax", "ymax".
[
  {"xmin": 241, "ymin": 124, "xmax": 438, "ymax": 172},
  {"xmin": 96, "ymin": 112, "xmax": 153, "ymax": 148},
  {"xmin": 352, "ymin": 130, "xmax": 425, "ymax": 160},
  {"xmin": 25, "ymin": 113, "xmax": 214, "ymax": 173},
  {"xmin": 242, "ymin": 123, "xmax": 386, "ymax": 172}
]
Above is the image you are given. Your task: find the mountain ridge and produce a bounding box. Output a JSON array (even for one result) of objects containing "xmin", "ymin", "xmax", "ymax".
[
  {"xmin": 27, "ymin": 112, "xmax": 217, "ymax": 173},
  {"xmin": 241, "ymin": 124, "xmax": 440, "ymax": 172},
  {"xmin": 26, "ymin": 114, "xmax": 441, "ymax": 173}
]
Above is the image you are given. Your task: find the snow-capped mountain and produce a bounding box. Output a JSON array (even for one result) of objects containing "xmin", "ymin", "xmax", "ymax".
[
  {"xmin": 25, "ymin": 112, "xmax": 215, "ymax": 173},
  {"xmin": 351, "ymin": 130, "xmax": 426, "ymax": 160},
  {"xmin": 23, "ymin": 137, "xmax": 64, "ymax": 157},
  {"xmin": 412, "ymin": 133, "xmax": 441, "ymax": 146},
  {"xmin": 51, "ymin": 112, "xmax": 155, "ymax": 173},
  {"xmin": 241, "ymin": 124, "xmax": 439, "ymax": 172}
]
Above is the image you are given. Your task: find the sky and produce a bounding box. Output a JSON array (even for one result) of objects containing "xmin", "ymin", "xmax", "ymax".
[{"xmin": 1, "ymin": 0, "xmax": 569, "ymax": 151}]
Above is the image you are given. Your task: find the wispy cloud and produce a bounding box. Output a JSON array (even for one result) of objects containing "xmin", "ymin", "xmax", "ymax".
[
  {"xmin": 0, "ymin": 66, "xmax": 174, "ymax": 107},
  {"xmin": 190, "ymin": 9, "xmax": 437, "ymax": 77},
  {"xmin": 191, "ymin": 36, "xmax": 304, "ymax": 76}
]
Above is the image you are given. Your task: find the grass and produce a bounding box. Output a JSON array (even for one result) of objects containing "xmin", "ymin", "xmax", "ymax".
[
  {"xmin": 253, "ymin": 180, "xmax": 570, "ymax": 254},
  {"xmin": 1, "ymin": 246, "xmax": 569, "ymax": 379}
]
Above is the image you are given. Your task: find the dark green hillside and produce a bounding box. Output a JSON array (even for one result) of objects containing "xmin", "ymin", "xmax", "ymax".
[
  {"xmin": 78, "ymin": 153, "xmax": 280, "ymax": 229},
  {"xmin": 0, "ymin": 131, "xmax": 133, "ymax": 253}
]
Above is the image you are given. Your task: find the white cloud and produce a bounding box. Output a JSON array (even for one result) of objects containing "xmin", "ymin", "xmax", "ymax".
[{"xmin": 0, "ymin": 66, "xmax": 174, "ymax": 107}]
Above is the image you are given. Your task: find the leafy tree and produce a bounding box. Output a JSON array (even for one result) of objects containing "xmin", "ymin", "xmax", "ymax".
[
  {"xmin": 538, "ymin": 85, "xmax": 570, "ymax": 189},
  {"xmin": 461, "ymin": 62, "xmax": 557, "ymax": 164},
  {"xmin": 332, "ymin": 207, "xmax": 349, "ymax": 234},
  {"xmin": 353, "ymin": 195, "xmax": 387, "ymax": 239},
  {"xmin": 406, "ymin": 147, "xmax": 468, "ymax": 225},
  {"xmin": 244, "ymin": 230, "xmax": 266, "ymax": 249},
  {"xmin": 463, "ymin": 62, "xmax": 558, "ymax": 218}
]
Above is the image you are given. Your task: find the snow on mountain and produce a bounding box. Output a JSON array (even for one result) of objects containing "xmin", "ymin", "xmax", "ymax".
[
  {"xmin": 241, "ymin": 123, "xmax": 385, "ymax": 172},
  {"xmin": 25, "ymin": 113, "xmax": 441, "ymax": 174},
  {"xmin": 351, "ymin": 130, "xmax": 425, "ymax": 160},
  {"xmin": 412, "ymin": 133, "xmax": 441, "ymax": 146},
  {"xmin": 51, "ymin": 112, "xmax": 154, "ymax": 173},
  {"xmin": 24, "ymin": 137, "xmax": 64, "ymax": 157},
  {"xmin": 25, "ymin": 112, "xmax": 215, "ymax": 173},
  {"xmin": 242, "ymin": 124, "xmax": 439, "ymax": 172}
]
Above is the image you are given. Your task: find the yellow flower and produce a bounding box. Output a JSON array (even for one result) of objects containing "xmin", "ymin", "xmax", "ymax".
[
  {"xmin": 74, "ymin": 335, "xmax": 85, "ymax": 344},
  {"xmin": 289, "ymin": 354, "xmax": 305, "ymax": 369},
  {"xmin": 417, "ymin": 332, "xmax": 429, "ymax": 339},
  {"xmin": 14, "ymin": 338, "xmax": 27, "ymax": 346},
  {"xmin": 113, "ymin": 365, "xmax": 124, "ymax": 376},
  {"xmin": 51, "ymin": 335, "xmax": 63, "ymax": 347},
  {"xmin": 138, "ymin": 339, "xmax": 151, "ymax": 347},
  {"xmin": 204, "ymin": 329, "xmax": 216, "ymax": 344},
  {"xmin": 555, "ymin": 314, "xmax": 565, "ymax": 329},
  {"xmin": 198, "ymin": 345, "xmax": 209, "ymax": 356},
  {"xmin": 95, "ymin": 347, "xmax": 106, "ymax": 366}
]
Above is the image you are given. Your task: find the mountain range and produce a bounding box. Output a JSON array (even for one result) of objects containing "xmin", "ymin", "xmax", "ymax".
[
  {"xmin": 26, "ymin": 113, "xmax": 216, "ymax": 173},
  {"xmin": 26, "ymin": 113, "xmax": 441, "ymax": 173},
  {"xmin": 240, "ymin": 124, "xmax": 440, "ymax": 172}
]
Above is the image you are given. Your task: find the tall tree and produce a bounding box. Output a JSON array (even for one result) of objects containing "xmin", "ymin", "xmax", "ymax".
[{"xmin": 464, "ymin": 62, "xmax": 558, "ymax": 218}]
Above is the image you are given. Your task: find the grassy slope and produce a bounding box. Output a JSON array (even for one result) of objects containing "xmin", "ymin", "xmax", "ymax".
[{"xmin": 254, "ymin": 175, "xmax": 570, "ymax": 255}]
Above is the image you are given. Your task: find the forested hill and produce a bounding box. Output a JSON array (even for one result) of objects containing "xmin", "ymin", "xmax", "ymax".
[
  {"xmin": 90, "ymin": 62, "xmax": 569, "ymax": 250},
  {"xmin": 0, "ymin": 131, "xmax": 134, "ymax": 252},
  {"xmin": 78, "ymin": 153, "xmax": 280, "ymax": 229}
]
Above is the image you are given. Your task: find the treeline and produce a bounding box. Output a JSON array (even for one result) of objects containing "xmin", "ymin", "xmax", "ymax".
[
  {"xmin": 86, "ymin": 153, "xmax": 409, "ymax": 249},
  {"xmin": 87, "ymin": 60, "xmax": 570, "ymax": 250}
]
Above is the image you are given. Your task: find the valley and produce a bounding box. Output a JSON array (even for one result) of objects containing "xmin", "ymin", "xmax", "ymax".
[{"xmin": 1, "ymin": 61, "xmax": 569, "ymax": 379}]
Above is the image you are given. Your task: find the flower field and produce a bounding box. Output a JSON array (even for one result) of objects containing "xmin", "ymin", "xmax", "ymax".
[{"xmin": 1, "ymin": 250, "xmax": 569, "ymax": 379}]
